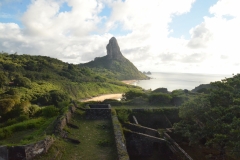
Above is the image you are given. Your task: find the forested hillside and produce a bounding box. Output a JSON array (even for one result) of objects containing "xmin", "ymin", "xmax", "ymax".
[{"xmin": 0, "ymin": 52, "xmax": 141, "ymax": 122}]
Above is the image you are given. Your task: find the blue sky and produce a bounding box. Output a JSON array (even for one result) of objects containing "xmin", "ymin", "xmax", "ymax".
[
  {"xmin": 1, "ymin": 0, "xmax": 217, "ymax": 38},
  {"xmin": 169, "ymin": 0, "xmax": 218, "ymax": 39},
  {"xmin": 0, "ymin": 0, "xmax": 239, "ymax": 74}
]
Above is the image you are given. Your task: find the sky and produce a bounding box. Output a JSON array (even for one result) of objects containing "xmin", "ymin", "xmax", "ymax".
[{"xmin": 0, "ymin": 0, "xmax": 240, "ymax": 74}]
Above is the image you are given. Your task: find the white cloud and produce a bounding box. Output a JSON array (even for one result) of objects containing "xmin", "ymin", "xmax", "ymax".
[
  {"xmin": 209, "ymin": 0, "xmax": 240, "ymax": 17},
  {"xmin": 2, "ymin": 0, "xmax": 240, "ymax": 74}
]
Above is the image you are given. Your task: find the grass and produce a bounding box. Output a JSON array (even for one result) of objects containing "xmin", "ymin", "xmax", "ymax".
[
  {"xmin": 0, "ymin": 116, "xmax": 57, "ymax": 145},
  {"xmin": 35, "ymin": 109, "xmax": 118, "ymax": 160}
]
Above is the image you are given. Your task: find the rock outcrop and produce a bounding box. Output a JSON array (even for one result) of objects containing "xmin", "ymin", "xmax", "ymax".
[
  {"xmin": 106, "ymin": 37, "xmax": 124, "ymax": 60},
  {"xmin": 81, "ymin": 37, "xmax": 148, "ymax": 80}
]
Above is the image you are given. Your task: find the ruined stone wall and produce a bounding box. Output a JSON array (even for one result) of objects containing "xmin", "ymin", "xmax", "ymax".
[
  {"xmin": 164, "ymin": 133, "xmax": 193, "ymax": 160},
  {"xmin": 89, "ymin": 104, "xmax": 111, "ymax": 109},
  {"xmin": 130, "ymin": 109, "xmax": 180, "ymax": 129},
  {"xmin": 111, "ymin": 114, "xmax": 130, "ymax": 160},
  {"xmin": 124, "ymin": 131, "xmax": 168, "ymax": 157},
  {"xmin": 54, "ymin": 105, "xmax": 76, "ymax": 135},
  {"xmin": 85, "ymin": 108, "xmax": 111, "ymax": 119},
  {"xmin": 0, "ymin": 136, "xmax": 54, "ymax": 160},
  {"xmin": 0, "ymin": 146, "xmax": 8, "ymax": 160},
  {"xmin": 123, "ymin": 123, "xmax": 160, "ymax": 137},
  {"xmin": 0, "ymin": 104, "xmax": 76, "ymax": 160}
]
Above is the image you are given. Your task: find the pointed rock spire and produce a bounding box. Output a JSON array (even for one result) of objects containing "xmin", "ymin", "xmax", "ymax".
[{"xmin": 106, "ymin": 37, "xmax": 124, "ymax": 60}]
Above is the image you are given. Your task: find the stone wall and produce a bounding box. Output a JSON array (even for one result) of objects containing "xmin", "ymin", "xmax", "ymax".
[
  {"xmin": 54, "ymin": 105, "xmax": 76, "ymax": 135},
  {"xmin": 0, "ymin": 103, "xmax": 77, "ymax": 160},
  {"xmin": 0, "ymin": 146, "xmax": 8, "ymax": 160},
  {"xmin": 130, "ymin": 109, "xmax": 180, "ymax": 129},
  {"xmin": 85, "ymin": 108, "xmax": 111, "ymax": 119},
  {"xmin": 164, "ymin": 133, "xmax": 193, "ymax": 160},
  {"xmin": 111, "ymin": 114, "xmax": 130, "ymax": 160},
  {"xmin": 124, "ymin": 131, "xmax": 169, "ymax": 158},
  {"xmin": 89, "ymin": 104, "xmax": 111, "ymax": 109},
  {"xmin": 123, "ymin": 123, "xmax": 160, "ymax": 137},
  {"xmin": 0, "ymin": 136, "xmax": 54, "ymax": 160}
]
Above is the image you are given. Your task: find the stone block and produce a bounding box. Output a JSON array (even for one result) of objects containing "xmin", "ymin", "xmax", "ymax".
[{"xmin": 0, "ymin": 146, "xmax": 8, "ymax": 160}]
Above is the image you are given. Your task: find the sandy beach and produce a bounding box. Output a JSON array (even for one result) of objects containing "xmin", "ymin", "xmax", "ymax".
[
  {"xmin": 80, "ymin": 80, "xmax": 137, "ymax": 102},
  {"xmin": 80, "ymin": 93, "xmax": 123, "ymax": 102},
  {"xmin": 121, "ymin": 80, "xmax": 138, "ymax": 85}
]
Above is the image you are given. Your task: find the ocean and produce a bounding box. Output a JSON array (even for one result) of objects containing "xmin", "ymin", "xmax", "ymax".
[{"xmin": 135, "ymin": 72, "xmax": 232, "ymax": 91}]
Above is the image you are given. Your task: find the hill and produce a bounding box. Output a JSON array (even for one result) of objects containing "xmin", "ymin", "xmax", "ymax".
[
  {"xmin": 0, "ymin": 52, "xmax": 141, "ymax": 107},
  {"xmin": 81, "ymin": 37, "xmax": 148, "ymax": 80}
]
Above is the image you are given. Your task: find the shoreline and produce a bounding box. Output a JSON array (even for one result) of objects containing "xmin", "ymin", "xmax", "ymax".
[
  {"xmin": 121, "ymin": 80, "xmax": 138, "ymax": 85},
  {"xmin": 80, "ymin": 93, "xmax": 123, "ymax": 102},
  {"xmin": 80, "ymin": 80, "xmax": 138, "ymax": 102}
]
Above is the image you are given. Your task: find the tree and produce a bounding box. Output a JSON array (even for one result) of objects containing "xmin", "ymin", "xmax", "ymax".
[
  {"xmin": 0, "ymin": 99, "xmax": 15, "ymax": 115},
  {"xmin": 148, "ymin": 93, "xmax": 172, "ymax": 105},
  {"xmin": 14, "ymin": 77, "xmax": 31, "ymax": 88},
  {"xmin": 49, "ymin": 90, "xmax": 70, "ymax": 107},
  {"xmin": 0, "ymin": 73, "xmax": 8, "ymax": 88},
  {"xmin": 121, "ymin": 90, "xmax": 146, "ymax": 101},
  {"xmin": 174, "ymin": 75, "xmax": 240, "ymax": 159}
]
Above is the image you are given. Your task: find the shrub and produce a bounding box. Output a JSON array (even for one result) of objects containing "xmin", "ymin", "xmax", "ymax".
[
  {"xmin": 121, "ymin": 90, "xmax": 146, "ymax": 101},
  {"xmin": 42, "ymin": 106, "xmax": 59, "ymax": 117},
  {"xmin": 28, "ymin": 105, "xmax": 41, "ymax": 117},
  {"xmin": 0, "ymin": 98, "xmax": 15, "ymax": 115},
  {"xmin": 148, "ymin": 93, "xmax": 172, "ymax": 105},
  {"xmin": 17, "ymin": 114, "xmax": 29, "ymax": 121},
  {"xmin": 117, "ymin": 109, "xmax": 131, "ymax": 123},
  {"xmin": 50, "ymin": 90, "xmax": 70, "ymax": 106},
  {"xmin": 13, "ymin": 77, "xmax": 31, "ymax": 88},
  {"xmin": 0, "ymin": 129, "xmax": 12, "ymax": 140}
]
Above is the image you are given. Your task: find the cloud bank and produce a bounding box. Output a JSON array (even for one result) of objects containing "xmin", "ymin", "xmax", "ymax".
[{"xmin": 0, "ymin": 0, "xmax": 239, "ymax": 74}]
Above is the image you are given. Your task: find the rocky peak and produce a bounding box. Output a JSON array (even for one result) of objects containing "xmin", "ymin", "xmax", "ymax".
[{"xmin": 106, "ymin": 37, "xmax": 124, "ymax": 60}]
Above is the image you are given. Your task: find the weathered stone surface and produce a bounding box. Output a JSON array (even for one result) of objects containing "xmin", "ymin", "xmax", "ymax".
[
  {"xmin": 85, "ymin": 109, "xmax": 111, "ymax": 119},
  {"xmin": 106, "ymin": 37, "xmax": 124, "ymax": 60},
  {"xmin": 25, "ymin": 136, "xmax": 54, "ymax": 160},
  {"xmin": 89, "ymin": 104, "xmax": 111, "ymax": 109},
  {"xmin": 124, "ymin": 131, "xmax": 167, "ymax": 158},
  {"xmin": 0, "ymin": 146, "xmax": 8, "ymax": 160},
  {"xmin": 54, "ymin": 104, "xmax": 77, "ymax": 135},
  {"xmin": 123, "ymin": 123, "xmax": 160, "ymax": 137},
  {"xmin": 111, "ymin": 115, "xmax": 130, "ymax": 160},
  {"xmin": 8, "ymin": 146, "xmax": 26, "ymax": 160}
]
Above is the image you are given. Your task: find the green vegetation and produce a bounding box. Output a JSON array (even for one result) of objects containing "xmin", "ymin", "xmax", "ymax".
[
  {"xmin": 2, "ymin": 52, "xmax": 239, "ymax": 159},
  {"xmin": 121, "ymin": 88, "xmax": 195, "ymax": 107},
  {"xmin": 0, "ymin": 52, "xmax": 142, "ymax": 146},
  {"xmin": 81, "ymin": 55, "xmax": 148, "ymax": 80},
  {"xmin": 35, "ymin": 110, "xmax": 118, "ymax": 160},
  {"xmin": 0, "ymin": 116, "xmax": 56, "ymax": 145},
  {"xmin": 174, "ymin": 74, "xmax": 240, "ymax": 159}
]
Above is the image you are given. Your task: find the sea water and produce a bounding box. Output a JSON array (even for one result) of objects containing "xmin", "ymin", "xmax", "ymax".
[{"xmin": 135, "ymin": 72, "xmax": 232, "ymax": 91}]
